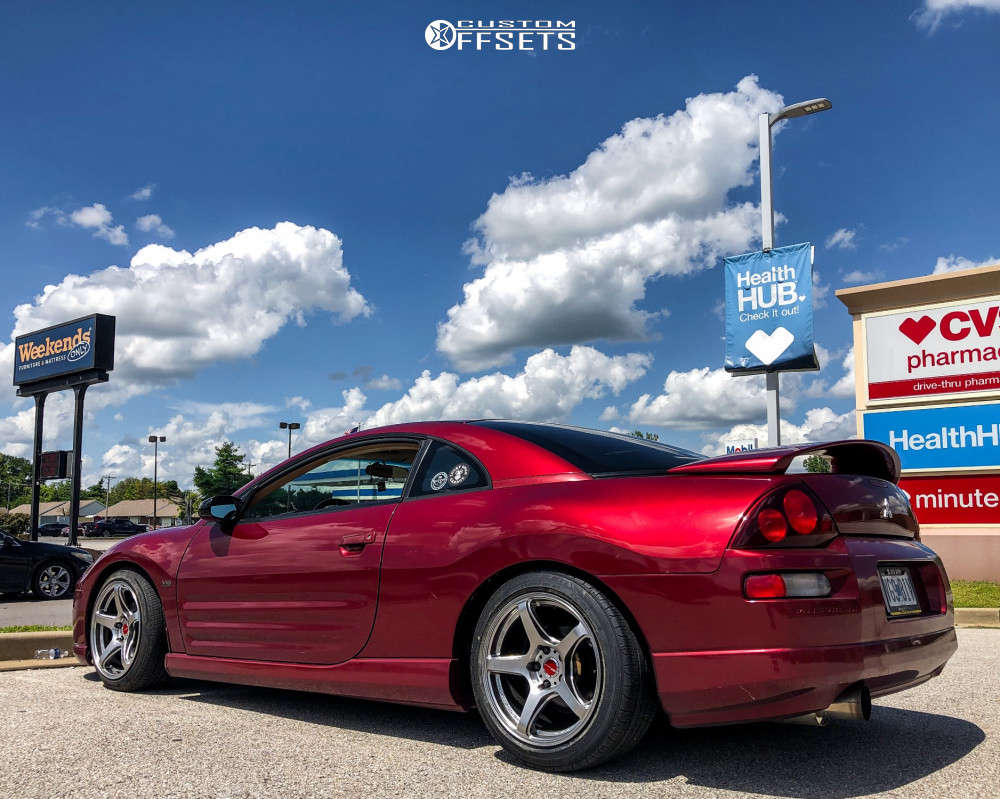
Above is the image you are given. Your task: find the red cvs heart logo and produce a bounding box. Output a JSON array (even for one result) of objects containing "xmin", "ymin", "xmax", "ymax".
[{"xmin": 898, "ymin": 316, "xmax": 935, "ymax": 345}]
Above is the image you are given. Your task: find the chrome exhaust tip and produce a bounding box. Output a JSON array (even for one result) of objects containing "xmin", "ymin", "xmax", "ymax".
[
  {"xmin": 776, "ymin": 685, "xmax": 871, "ymax": 726},
  {"xmin": 824, "ymin": 685, "xmax": 872, "ymax": 722}
]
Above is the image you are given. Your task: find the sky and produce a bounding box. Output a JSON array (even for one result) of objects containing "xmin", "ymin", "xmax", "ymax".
[{"xmin": 1, "ymin": 0, "xmax": 999, "ymax": 489}]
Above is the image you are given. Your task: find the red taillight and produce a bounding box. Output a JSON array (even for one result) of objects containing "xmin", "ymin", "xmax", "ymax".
[
  {"xmin": 733, "ymin": 483, "xmax": 837, "ymax": 549},
  {"xmin": 745, "ymin": 574, "xmax": 786, "ymax": 598},
  {"xmin": 757, "ymin": 508, "xmax": 787, "ymax": 542},
  {"xmin": 783, "ymin": 489, "xmax": 818, "ymax": 535}
]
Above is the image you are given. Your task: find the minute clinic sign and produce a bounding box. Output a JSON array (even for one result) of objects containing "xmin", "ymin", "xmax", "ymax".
[{"xmin": 864, "ymin": 296, "xmax": 1000, "ymax": 403}]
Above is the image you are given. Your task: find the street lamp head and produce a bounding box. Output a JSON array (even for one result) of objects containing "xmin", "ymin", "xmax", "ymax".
[
  {"xmin": 280, "ymin": 421, "xmax": 300, "ymax": 431},
  {"xmin": 771, "ymin": 98, "xmax": 832, "ymax": 126},
  {"xmin": 148, "ymin": 435, "xmax": 166, "ymax": 443}
]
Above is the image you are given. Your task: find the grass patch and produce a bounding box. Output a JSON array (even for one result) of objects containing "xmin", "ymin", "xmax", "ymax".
[
  {"xmin": 951, "ymin": 580, "xmax": 1000, "ymax": 608},
  {"xmin": 0, "ymin": 625, "xmax": 72, "ymax": 634}
]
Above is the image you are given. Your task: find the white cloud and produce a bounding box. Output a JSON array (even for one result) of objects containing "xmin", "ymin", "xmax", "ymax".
[
  {"xmin": 136, "ymin": 213, "xmax": 175, "ymax": 240},
  {"xmin": 842, "ymin": 269, "xmax": 884, "ymax": 284},
  {"xmin": 913, "ymin": 0, "xmax": 1000, "ymax": 32},
  {"xmin": 830, "ymin": 347, "xmax": 856, "ymax": 398},
  {"xmin": 436, "ymin": 75, "xmax": 784, "ymax": 370},
  {"xmin": 700, "ymin": 407, "xmax": 856, "ymax": 456},
  {"xmin": 599, "ymin": 405, "xmax": 619, "ymax": 421},
  {"xmin": 879, "ymin": 237, "xmax": 908, "ymax": 252},
  {"xmin": 100, "ymin": 401, "xmax": 278, "ymax": 486},
  {"xmin": 932, "ymin": 254, "xmax": 997, "ymax": 274},
  {"xmin": 26, "ymin": 206, "xmax": 68, "ymax": 229},
  {"xmin": 366, "ymin": 346, "xmax": 651, "ymax": 428},
  {"xmin": 365, "ymin": 374, "xmax": 403, "ymax": 391},
  {"xmin": 69, "ymin": 203, "xmax": 128, "ymax": 246},
  {"xmin": 131, "ymin": 184, "xmax": 156, "ymax": 201},
  {"xmin": 0, "ymin": 222, "xmax": 370, "ymax": 454},
  {"xmin": 825, "ymin": 227, "xmax": 857, "ymax": 250},
  {"xmin": 628, "ymin": 366, "xmax": 778, "ymax": 430}
]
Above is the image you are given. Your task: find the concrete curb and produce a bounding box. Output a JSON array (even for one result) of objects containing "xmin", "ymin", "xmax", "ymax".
[
  {"xmin": 0, "ymin": 630, "xmax": 74, "ymax": 661},
  {"xmin": 955, "ymin": 607, "xmax": 1000, "ymax": 627}
]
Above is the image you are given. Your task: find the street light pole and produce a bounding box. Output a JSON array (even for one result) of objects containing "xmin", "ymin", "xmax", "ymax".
[
  {"xmin": 279, "ymin": 421, "xmax": 300, "ymax": 460},
  {"xmin": 147, "ymin": 435, "xmax": 165, "ymax": 529},
  {"xmin": 758, "ymin": 97, "xmax": 832, "ymax": 447}
]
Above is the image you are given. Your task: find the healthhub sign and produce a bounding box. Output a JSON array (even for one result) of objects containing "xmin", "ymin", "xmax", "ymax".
[
  {"xmin": 863, "ymin": 401, "xmax": 1000, "ymax": 471},
  {"xmin": 724, "ymin": 242, "xmax": 818, "ymax": 374}
]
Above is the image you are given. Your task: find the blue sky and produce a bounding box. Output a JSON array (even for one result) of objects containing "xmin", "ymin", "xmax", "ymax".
[{"xmin": 2, "ymin": 0, "xmax": 998, "ymax": 487}]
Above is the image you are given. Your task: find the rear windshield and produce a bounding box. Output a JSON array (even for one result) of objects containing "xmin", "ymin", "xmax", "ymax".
[{"xmin": 471, "ymin": 421, "xmax": 703, "ymax": 475}]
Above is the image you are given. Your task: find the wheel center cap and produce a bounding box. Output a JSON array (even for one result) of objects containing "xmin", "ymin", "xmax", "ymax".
[
  {"xmin": 542, "ymin": 658, "xmax": 559, "ymax": 677},
  {"xmin": 121, "ymin": 623, "xmax": 129, "ymax": 636}
]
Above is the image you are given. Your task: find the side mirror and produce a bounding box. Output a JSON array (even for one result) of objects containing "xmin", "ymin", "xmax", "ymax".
[{"xmin": 198, "ymin": 495, "xmax": 241, "ymax": 532}]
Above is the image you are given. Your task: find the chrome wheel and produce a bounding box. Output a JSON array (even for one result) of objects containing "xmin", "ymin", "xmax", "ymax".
[
  {"xmin": 37, "ymin": 564, "xmax": 72, "ymax": 598},
  {"xmin": 480, "ymin": 592, "xmax": 603, "ymax": 748},
  {"xmin": 90, "ymin": 580, "xmax": 142, "ymax": 680}
]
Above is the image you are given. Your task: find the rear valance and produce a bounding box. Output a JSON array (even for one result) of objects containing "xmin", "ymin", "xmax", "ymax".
[{"xmin": 669, "ymin": 440, "xmax": 900, "ymax": 484}]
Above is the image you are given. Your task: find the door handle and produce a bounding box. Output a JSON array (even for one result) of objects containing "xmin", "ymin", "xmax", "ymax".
[{"xmin": 339, "ymin": 531, "xmax": 376, "ymax": 555}]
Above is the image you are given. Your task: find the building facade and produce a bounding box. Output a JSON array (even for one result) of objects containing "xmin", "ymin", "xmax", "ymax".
[{"xmin": 836, "ymin": 263, "xmax": 1000, "ymax": 580}]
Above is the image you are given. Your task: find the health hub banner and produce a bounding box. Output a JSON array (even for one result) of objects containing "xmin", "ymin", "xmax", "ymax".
[{"xmin": 724, "ymin": 242, "xmax": 818, "ymax": 374}]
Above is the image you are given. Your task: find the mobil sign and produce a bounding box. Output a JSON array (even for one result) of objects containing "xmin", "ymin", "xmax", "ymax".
[
  {"xmin": 865, "ymin": 295, "xmax": 1000, "ymax": 402},
  {"xmin": 862, "ymin": 401, "xmax": 1000, "ymax": 471}
]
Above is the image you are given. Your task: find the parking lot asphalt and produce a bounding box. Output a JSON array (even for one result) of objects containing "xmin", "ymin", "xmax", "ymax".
[
  {"xmin": 0, "ymin": 597, "xmax": 71, "ymax": 628},
  {"xmin": 0, "ymin": 628, "xmax": 996, "ymax": 799}
]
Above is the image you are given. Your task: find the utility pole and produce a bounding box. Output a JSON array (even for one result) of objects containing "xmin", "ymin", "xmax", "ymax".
[
  {"xmin": 758, "ymin": 97, "xmax": 832, "ymax": 446},
  {"xmin": 102, "ymin": 474, "xmax": 116, "ymax": 517},
  {"xmin": 148, "ymin": 436, "xmax": 165, "ymax": 529}
]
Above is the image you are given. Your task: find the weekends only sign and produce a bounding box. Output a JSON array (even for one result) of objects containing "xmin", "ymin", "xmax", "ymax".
[
  {"xmin": 864, "ymin": 296, "xmax": 1000, "ymax": 402},
  {"xmin": 13, "ymin": 314, "xmax": 115, "ymax": 387},
  {"xmin": 724, "ymin": 242, "xmax": 818, "ymax": 374}
]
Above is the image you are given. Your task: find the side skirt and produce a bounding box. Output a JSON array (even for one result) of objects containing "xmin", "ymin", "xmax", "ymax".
[{"xmin": 164, "ymin": 653, "xmax": 467, "ymax": 712}]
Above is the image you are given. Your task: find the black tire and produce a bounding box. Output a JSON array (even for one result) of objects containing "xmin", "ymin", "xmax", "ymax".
[
  {"xmin": 89, "ymin": 569, "xmax": 168, "ymax": 691},
  {"xmin": 31, "ymin": 560, "xmax": 76, "ymax": 600},
  {"xmin": 471, "ymin": 571, "xmax": 656, "ymax": 772}
]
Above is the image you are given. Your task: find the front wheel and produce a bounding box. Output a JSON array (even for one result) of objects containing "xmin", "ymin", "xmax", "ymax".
[
  {"xmin": 89, "ymin": 569, "xmax": 168, "ymax": 691},
  {"xmin": 33, "ymin": 561, "xmax": 75, "ymax": 600},
  {"xmin": 471, "ymin": 572, "xmax": 656, "ymax": 772}
]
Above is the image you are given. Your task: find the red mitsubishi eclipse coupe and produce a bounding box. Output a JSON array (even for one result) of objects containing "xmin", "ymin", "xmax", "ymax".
[{"xmin": 73, "ymin": 421, "xmax": 956, "ymax": 771}]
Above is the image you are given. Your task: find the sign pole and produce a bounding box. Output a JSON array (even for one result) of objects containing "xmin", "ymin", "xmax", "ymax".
[
  {"xmin": 759, "ymin": 112, "xmax": 781, "ymax": 446},
  {"xmin": 29, "ymin": 393, "xmax": 46, "ymax": 542},
  {"xmin": 67, "ymin": 384, "xmax": 88, "ymax": 548}
]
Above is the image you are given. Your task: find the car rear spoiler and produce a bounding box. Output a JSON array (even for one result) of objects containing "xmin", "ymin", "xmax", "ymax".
[{"xmin": 668, "ymin": 440, "xmax": 901, "ymax": 484}]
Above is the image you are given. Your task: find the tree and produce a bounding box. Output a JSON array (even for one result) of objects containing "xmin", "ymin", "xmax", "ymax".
[
  {"xmin": 632, "ymin": 430, "xmax": 660, "ymax": 442},
  {"xmin": 803, "ymin": 454, "xmax": 832, "ymax": 473},
  {"xmin": 0, "ymin": 512, "xmax": 30, "ymax": 538},
  {"xmin": 0, "ymin": 453, "xmax": 32, "ymax": 509},
  {"xmin": 193, "ymin": 441, "xmax": 249, "ymax": 497}
]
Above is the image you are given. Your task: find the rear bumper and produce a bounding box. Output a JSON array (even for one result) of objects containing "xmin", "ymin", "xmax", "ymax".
[
  {"xmin": 653, "ymin": 626, "xmax": 956, "ymax": 727},
  {"xmin": 602, "ymin": 535, "xmax": 958, "ymax": 727}
]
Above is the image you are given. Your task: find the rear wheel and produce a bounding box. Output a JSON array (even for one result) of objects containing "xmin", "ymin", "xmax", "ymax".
[
  {"xmin": 471, "ymin": 572, "xmax": 656, "ymax": 772},
  {"xmin": 32, "ymin": 561, "xmax": 75, "ymax": 600},
  {"xmin": 89, "ymin": 569, "xmax": 168, "ymax": 691}
]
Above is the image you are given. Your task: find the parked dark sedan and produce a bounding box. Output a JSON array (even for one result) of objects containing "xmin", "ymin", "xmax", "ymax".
[
  {"xmin": 93, "ymin": 519, "xmax": 147, "ymax": 537},
  {"xmin": 36, "ymin": 523, "xmax": 67, "ymax": 537},
  {"xmin": 0, "ymin": 533, "xmax": 94, "ymax": 599}
]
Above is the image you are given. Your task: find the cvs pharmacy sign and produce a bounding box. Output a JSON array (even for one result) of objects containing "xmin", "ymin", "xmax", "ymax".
[{"xmin": 865, "ymin": 296, "xmax": 1000, "ymax": 401}]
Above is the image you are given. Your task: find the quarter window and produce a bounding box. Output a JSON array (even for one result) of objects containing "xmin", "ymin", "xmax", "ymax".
[
  {"xmin": 411, "ymin": 441, "xmax": 488, "ymax": 497},
  {"xmin": 243, "ymin": 442, "xmax": 420, "ymax": 520}
]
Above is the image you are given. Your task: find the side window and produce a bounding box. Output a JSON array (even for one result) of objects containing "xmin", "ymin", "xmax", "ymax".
[
  {"xmin": 243, "ymin": 442, "xmax": 420, "ymax": 521},
  {"xmin": 410, "ymin": 441, "xmax": 488, "ymax": 498}
]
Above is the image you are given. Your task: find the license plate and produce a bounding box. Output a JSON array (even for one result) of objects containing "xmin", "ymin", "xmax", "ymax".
[{"xmin": 879, "ymin": 566, "xmax": 921, "ymax": 617}]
